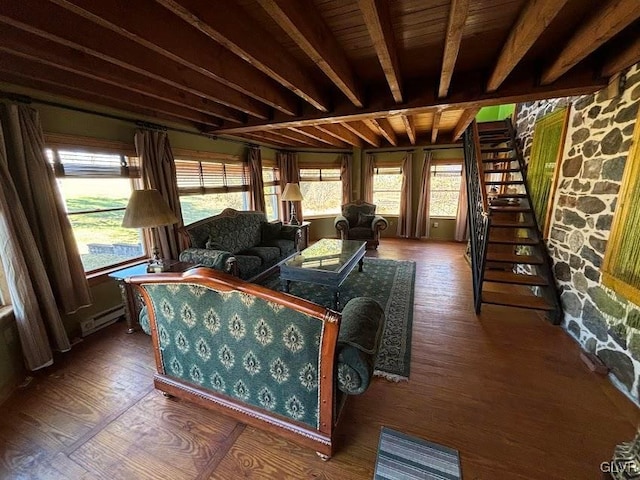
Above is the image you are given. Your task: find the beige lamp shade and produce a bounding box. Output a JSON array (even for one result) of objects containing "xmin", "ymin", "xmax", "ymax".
[
  {"xmin": 121, "ymin": 189, "xmax": 178, "ymax": 228},
  {"xmin": 281, "ymin": 183, "xmax": 304, "ymax": 201}
]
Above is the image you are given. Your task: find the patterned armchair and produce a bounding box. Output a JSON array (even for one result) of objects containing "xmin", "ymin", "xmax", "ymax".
[
  {"xmin": 128, "ymin": 267, "xmax": 385, "ymax": 459},
  {"xmin": 334, "ymin": 200, "xmax": 388, "ymax": 249}
]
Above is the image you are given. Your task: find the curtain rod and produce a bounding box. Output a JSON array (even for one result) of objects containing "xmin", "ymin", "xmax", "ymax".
[
  {"xmin": 365, "ymin": 144, "xmax": 461, "ymax": 154},
  {"xmin": 278, "ymin": 148, "xmax": 351, "ymax": 154}
]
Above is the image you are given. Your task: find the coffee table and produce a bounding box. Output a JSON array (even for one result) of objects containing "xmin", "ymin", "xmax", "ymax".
[{"xmin": 279, "ymin": 238, "xmax": 367, "ymax": 309}]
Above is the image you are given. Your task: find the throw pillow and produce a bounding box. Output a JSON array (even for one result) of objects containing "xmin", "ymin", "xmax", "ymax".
[
  {"xmin": 205, "ymin": 237, "xmax": 225, "ymax": 250},
  {"xmin": 357, "ymin": 213, "xmax": 375, "ymax": 228},
  {"xmin": 261, "ymin": 221, "xmax": 282, "ymax": 242}
]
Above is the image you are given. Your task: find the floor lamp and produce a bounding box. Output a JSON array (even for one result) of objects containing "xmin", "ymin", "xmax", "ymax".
[
  {"xmin": 122, "ymin": 189, "xmax": 178, "ymax": 272},
  {"xmin": 282, "ymin": 183, "xmax": 303, "ymax": 225}
]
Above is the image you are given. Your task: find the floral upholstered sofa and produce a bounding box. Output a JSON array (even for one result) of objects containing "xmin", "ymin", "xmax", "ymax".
[
  {"xmin": 129, "ymin": 267, "xmax": 385, "ymax": 458},
  {"xmin": 179, "ymin": 208, "xmax": 301, "ymax": 281}
]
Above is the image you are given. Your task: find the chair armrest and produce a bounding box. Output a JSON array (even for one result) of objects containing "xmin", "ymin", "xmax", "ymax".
[
  {"xmin": 334, "ymin": 215, "xmax": 349, "ymax": 232},
  {"xmin": 336, "ymin": 297, "xmax": 385, "ymax": 394},
  {"xmin": 179, "ymin": 248, "xmax": 237, "ymax": 275},
  {"xmin": 371, "ymin": 215, "xmax": 388, "ymax": 232}
]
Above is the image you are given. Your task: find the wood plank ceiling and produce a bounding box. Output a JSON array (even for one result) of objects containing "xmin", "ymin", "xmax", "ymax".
[{"xmin": 0, "ymin": 0, "xmax": 638, "ymax": 149}]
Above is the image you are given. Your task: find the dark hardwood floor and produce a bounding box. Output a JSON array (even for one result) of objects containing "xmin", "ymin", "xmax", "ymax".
[{"xmin": 1, "ymin": 239, "xmax": 638, "ymax": 479}]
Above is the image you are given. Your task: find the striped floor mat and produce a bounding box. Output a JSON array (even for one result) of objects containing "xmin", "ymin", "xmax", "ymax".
[{"xmin": 374, "ymin": 427, "xmax": 462, "ymax": 480}]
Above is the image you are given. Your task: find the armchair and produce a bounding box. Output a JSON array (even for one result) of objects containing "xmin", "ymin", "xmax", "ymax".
[{"xmin": 334, "ymin": 200, "xmax": 388, "ymax": 249}]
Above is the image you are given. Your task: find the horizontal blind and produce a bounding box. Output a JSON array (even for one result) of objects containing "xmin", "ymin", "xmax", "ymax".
[
  {"xmin": 47, "ymin": 148, "xmax": 140, "ymax": 178},
  {"xmin": 430, "ymin": 164, "xmax": 462, "ymax": 177},
  {"xmin": 176, "ymin": 158, "xmax": 249, "ymax": 195},
  {"xmin": 299, "ymin": 167, "xmax": 341, "ymax": 181},
  {"xmin": 374, "ymin": 166, "xmax": 402, "ymax": 175}
]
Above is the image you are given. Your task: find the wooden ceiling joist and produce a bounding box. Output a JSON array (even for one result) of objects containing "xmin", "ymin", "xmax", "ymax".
[
  {"xmin": 290, "ymin": 127, "xmax": 350, "ymax": 148},
  {"xmin": 0, "ymin": 2, "xmax": 271, "ymax": 120},
  {"xmin": 239, "ymin": 132, "xmax": 293, "ymax": 148},
  {"xmin": 315, "ymin": 124, "xmax": 363, "ymax": 148},
  {"xmin": 156, "ymin": 0, "xmax": 329, "ymax": 113},
  {"xmin": 270, "ymin": 129, "xmax": 329, "ymax": 148},
  {"xmin": 258, "ymin": 0, "xmax": 364, "ymax": 108},
  {"xmin": 452, "ymin": 107, "xmax": 480, "ymax": 141},
  {"xmin": 50, "ymin": 0, "xmax": 299, "ymax": 116},
  {"xmin": 341, "ymin": 121, "xmax": 381, "ymax": 147},
  {"xmin": 0, "ymin": 27, "xmax": 245, "ymax": 124},
  {"xmin": 541, "ymin": 0, "xmax": 640, "ymax": 85},
  {"xmin": 431, "ymin": 110, "xmax": 442, "ymax": 144},
  {"xmin": 358, "ymin": 0, "xmax": 403, "ymax": 103},
  {"xmin": 401, "ymin": 115, "xmax": 416, "ymax": 145},
  {"xmin": 369, "ymin": 118, "xmax": 397, "ymax": 146},
  {"xmin": 487, "ymin": 0, "xmax": 568, "ymax": 92},
  {"xmin": 602, "ymin": 36, "xmax": 640, "ymax": 78},
  {"xmin": 439, "ymin": 0, "xmax": 470, "ymax": 98}
]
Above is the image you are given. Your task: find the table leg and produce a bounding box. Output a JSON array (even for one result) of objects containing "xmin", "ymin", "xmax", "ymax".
[
  {"xmin": 358, "ymin": 258, "xmax": 364, "ymax": 272},
  {"xmin": 118, "ymin": 282, "xmax": 137, "ymax": 334},
  {"xmin": 281, "ymin": 279, "xmax": 290, "ymax": 293}
]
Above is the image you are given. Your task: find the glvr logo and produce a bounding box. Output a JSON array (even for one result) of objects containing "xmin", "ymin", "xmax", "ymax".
[{"xmin": 600, "ymin": 460, "xmax": 640, "ymax": 474}]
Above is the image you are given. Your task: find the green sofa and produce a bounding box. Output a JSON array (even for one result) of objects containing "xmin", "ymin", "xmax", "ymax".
[
  {"xmin": 179, "ymin": 208, "xmax": 301, "ymax": 281},
  {"xmin": 129, "ymin": 267, "xmax": 385, "ymax": 458}
]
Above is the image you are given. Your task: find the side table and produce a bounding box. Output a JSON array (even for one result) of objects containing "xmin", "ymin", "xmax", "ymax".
[
  {"xmin": 287, "ymin": 221, "xmax": 310, "ymax": 250},
  {"xmin": 109, "ymin": 260, "xmax": 194, "ymax": 333}
]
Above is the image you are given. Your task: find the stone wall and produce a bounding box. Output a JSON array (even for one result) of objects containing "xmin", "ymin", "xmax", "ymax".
[{"xmin": 514, "ymin": 63, "xmax": 640, "ymax": 404}]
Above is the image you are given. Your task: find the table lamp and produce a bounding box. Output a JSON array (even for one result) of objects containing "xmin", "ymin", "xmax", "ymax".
[
  {"xmin": 282, "ymin": 182, "xmax": 303, "ymax": 225},
  {"xmin": 122, "ymin": 189, "xmax": 178, "ymax": 272}
]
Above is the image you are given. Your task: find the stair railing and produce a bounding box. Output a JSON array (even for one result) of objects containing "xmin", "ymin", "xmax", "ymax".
[{"xmin": 463, "ymin": 120, "xmax": 490, "ymax": 313}]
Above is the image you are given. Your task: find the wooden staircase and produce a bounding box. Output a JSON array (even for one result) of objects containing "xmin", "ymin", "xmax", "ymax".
[{"xmin": 463, "ymin": 119, "xmax": 562, "ymax": 324}]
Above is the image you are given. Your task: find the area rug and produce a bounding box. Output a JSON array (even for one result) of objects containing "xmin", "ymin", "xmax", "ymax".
[
  {"xmin": 374, "ymin": 427, "xmax": 462, "ymax": 480},
  {"xmin": 259, "ymin": 258, "xmax": 415, "ymax": 381}
]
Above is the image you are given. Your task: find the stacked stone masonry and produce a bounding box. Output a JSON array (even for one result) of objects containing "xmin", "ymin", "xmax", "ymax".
[{"xmin": 515, "ymin": 63, "xmax": 640, "ymax": 403}]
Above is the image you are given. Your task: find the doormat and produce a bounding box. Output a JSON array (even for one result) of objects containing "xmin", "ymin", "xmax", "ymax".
[{"xmin": 374, "ymin": 427, "xmax": 462, "ymax": 479}]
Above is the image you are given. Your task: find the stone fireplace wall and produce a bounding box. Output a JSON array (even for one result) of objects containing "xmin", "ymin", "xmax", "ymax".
[{"xmin": 514, "ymin": 63, "xmax": 640, "ymax": 404}]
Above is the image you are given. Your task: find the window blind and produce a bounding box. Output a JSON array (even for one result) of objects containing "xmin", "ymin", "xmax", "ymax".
[
  {"xmin": 47, "ymin": 149, "xmax": 140, "ymax": 178},
  {"xmin": 299, "ymin": 167, "xmax": 341, "ymax": 182},
  {"xmin": 175, "ymin": 158, "xmax": 249, "ymax": 195}
]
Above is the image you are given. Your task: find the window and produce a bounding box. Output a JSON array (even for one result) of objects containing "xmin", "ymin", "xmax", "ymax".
[
  {"xmin": 429, "ymin": 163, "xmax": 463, "ymax": 217},
  {"xmin": 47, "ymin": 148, "xmax": 145, "ymax": 273},
  {"xmin": 262, "ymin": 165, "xmax": 281, "ymax": 221},
  {"xmin": 373, "ymin": 167, "xmax": 402, "ymax": 215},
  {"xmin": 175, "ymin": 155, "xmax": 250, "ymax": 225},
  {"xmin": 299, "ymin": 167, "xmax": 342, "ymax": 216}
]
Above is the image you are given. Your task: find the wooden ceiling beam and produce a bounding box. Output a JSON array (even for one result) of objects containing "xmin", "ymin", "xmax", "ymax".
[
  {"xmin": 0, "ymin": 26, "xmax": 245, "ymax": 124},
  {"xmin": 270, "ymin": 129, "xmax": 329, "ymax": 148},
  {"xmin": 358, "ymin": 0, "xmax": 403, "ymax": 103},
  {"xmin": 0, "ymin": 1, "xmax": 269, "ymax": 119},
  {"xmin": 0, "ymin": 71, "xmax": 210, "ymax": 130},
  {"xmin": 487, "ymin": 0, "xmax": 568, "ymax": 92},
  {"xmin": 401, "ymin": 115, "xmax": 416, "ymax": 145},
  {"xmin": 602, "ymin": 36, "xmax": 640, "ymax": 77},
  {"xmin": 541, "ymin": 0, "xmax": 640, "ymax": 84},
  {"xmin": 369, "ymin": 118, "xmax": 397, "ymax": 146},
  {"xmin": 156, "ymin": 0, "xmax": 329, "ymax": 113},
  {"xmin": 0, "ymin": 54, "xmax": 222, "ymax": 127},
  {"xmin": 289, "ymin": 127, "xmax": 350, "ymax": 148},
  {"xmin": 431, "ymin": 110, "xmax": 442, "ymax": 144},
  {"xmin": 314, "ymin": 124, "xmax": 363, "ymax": 148},
  {"xmin": 341, "ymin": 121, "xmax": 381, "ymax": 147},
  {"xmin": 239, "ymin": 132, "xmax": 294, "ymax": 148},
  {"xmin": 438, "ymin": 0, "xmax": 469, "ymax": 98},
  {"xmin": 258, "ymin": 0, "xmax": 364, "ymax": 107},
  {"xmin": 50, "ymin": 0, "xmax": 299, "ymax": 116},
  {"xmin": 452, "ymin": 108, "xmax": 480, "ymax": 141}
]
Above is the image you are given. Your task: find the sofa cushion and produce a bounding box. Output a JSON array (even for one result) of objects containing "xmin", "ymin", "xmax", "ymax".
[
  {"xmin": 234, "ymin": 254, "xmax": 263, "ymax": 280},
  {"xmin": 205, "ymin": 237, "xmax": 225, "ymax": 250},
  {"xmin": 262, "ymin": 238, "xmax": 296, "ymax": 257},
  {"xmin": 261, "ymin": 221, "xmax": 282, "ymax": 242},
  {"xmin": 241, "ymin": 246, "xmax": 281, "ymax": 265},
  {"xmin": 185, "ymin": 211, "xmax": 264, "ymax": 252},
  {"xmin": 357, "ymin": 213, "xmax": 375, "ymax": 228}
]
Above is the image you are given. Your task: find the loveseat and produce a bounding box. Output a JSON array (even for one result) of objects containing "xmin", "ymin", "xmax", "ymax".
[
  {"xmin": 179, "ymin": 208, "xmax": 301, "ymax": 281},
  {"xmin": 128, "ymin": 267, "xmax": 385, "ymax": 458}
]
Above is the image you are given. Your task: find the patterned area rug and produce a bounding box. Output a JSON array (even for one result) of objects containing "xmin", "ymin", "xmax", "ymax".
[
  {"xmin": 259, "ymin": 258, "xmax": 416, "ymax": 381},
  {"xmin": 374, "ymin": 427, "xmax": 462, "ymax": 480}
]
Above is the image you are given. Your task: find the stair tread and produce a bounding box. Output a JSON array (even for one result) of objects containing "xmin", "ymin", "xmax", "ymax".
[
  {"xmin": 482, "ymin": 291, "xmax": 554, "ymax": 311},
  {"xmin": 491, "ymin": 221, "xmax": 535, "ymax": 228},
  {"xmin": 488, "ymin": 237, "xmax": 539, "ymax": 245},
  {"xmin": 489, "ymin": 206, "xmax": 531, "ymax": 212},
  {"xmin": 477, "ymin": 122, "xmax": 509, "ymax": 133},
  {"xmin": 486, "ymin": 252, "xmax": 543, "ymax": 264},
  {"xmin": 492, "ymin": 193, "xmax": 527, "ymax": 198},
  {"xmin": 484, "ymin": 168, "xmax": 521, "ymax": 174},
  {"xmin": 482, "ymin": 157, "xmax": 517, "ymax": 163},
  {"xmin": 483, "ymin": 271, "xmax": 549, "ymax": 286},
  {"xmin": 486, "ymin": 180, "xmax": 524, "ymax": 185},
  {"xmin": 481, "ymin": 147, "xmax": 514, "ymax": 153}
]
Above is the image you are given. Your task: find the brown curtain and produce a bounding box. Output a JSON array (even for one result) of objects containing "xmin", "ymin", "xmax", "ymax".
[
  {"xmin": 340, "ymin": 153, "xmax": 351, "ymax": 205},
  {"xmin": 363, "ymin": 153, "xmax": 375, "ymax": 203},
  {"xmin": 135, "ymin": 129, "xmax": 185, "ymax": 259},
  {"xmin": 415, "ymin": 151, "xmax": 433, "ymax": 238},
  {"xmin": 1, "ymin": 103, "xmax": 91, "ymax": 314},
  {"xmin": 0, "ymin": 109, "xmax": 73, "ymax": 370},
  {"xmin": 397, "ymin": 152, "xmax": 413, "ymax": 237},
  {"xmin": 247, "ymin": 146, "xmax": 265, "ymax": 212},
  {"xmin": 454, "ymin": 167, "xmax": 469, "ymax": 241},
  {"xmin": 277, "ymin": 151, "xmax": 302, "ymax": 223}
]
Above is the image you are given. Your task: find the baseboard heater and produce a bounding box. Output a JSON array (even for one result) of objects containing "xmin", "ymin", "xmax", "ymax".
[{"xmin": 80, "ymin": 304, "xmax": 125, "ymax": 337}]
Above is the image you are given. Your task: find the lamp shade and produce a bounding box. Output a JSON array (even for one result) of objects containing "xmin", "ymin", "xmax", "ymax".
[
  {"xmin": 281, "ymin": 183, "xmax": 304, "ymax": 201},
  {"xmin": 121, "ymin": 189, "xmax": 178, "ymax": 228}
]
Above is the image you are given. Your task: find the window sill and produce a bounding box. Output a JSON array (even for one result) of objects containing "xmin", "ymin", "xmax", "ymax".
[
  {"xmin": 87, "ymin": 257, "xmax": 148, "ymax": 286},
  {"xmin": 303, "ymin": 214, "xmax": 340, "ymax": 220},
  {"xmin": 430, "ymin": 216, "xmax": 456, "ymax": 220}
]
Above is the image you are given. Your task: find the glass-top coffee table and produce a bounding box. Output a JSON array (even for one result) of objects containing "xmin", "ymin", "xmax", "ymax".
[{"xmin": 279, "ymin": 238, "xmax": 367, "ymax": 309}]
